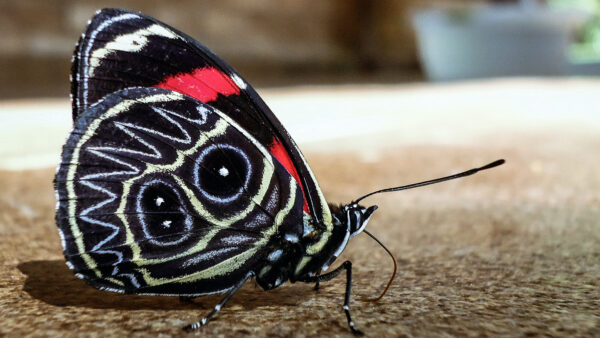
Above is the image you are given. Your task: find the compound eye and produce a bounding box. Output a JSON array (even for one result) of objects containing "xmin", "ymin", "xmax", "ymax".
[
  {"xmin": 349, "ymin": 205, "xmax": 378, "ymax": 236},
  {"xmin": 349, "ymin": 209, "xmax": 363, "ymax": 233}
]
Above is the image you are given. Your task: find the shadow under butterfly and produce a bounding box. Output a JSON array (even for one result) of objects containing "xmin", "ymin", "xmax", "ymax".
[{"xmin": 55, "ymin": 8, "xmax": 505, "ymax": 335}]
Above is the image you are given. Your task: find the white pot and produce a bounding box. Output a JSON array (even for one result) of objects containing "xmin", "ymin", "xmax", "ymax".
[{"xmin": 412, "ymin": 4, "xmax": 588, "ymax": 81}]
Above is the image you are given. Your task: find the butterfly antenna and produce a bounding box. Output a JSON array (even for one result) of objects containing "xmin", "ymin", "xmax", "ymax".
[
  {"xmin": 354, "ymin": 159, "xmax": 505, "ymax": 204},
  {"xmin": 362, "ymin": 230, "xmax": 397, "ymax": 303}
]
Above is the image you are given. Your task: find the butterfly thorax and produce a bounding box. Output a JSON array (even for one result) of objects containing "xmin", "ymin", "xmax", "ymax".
[{"xmin": 255, "ymin": 203, "xmax": 377, "ymax": 290}]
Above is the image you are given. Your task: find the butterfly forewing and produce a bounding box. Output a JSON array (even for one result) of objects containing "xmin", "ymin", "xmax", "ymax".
[
  {"xmin": 56, "ymin": 87, "xmax": 304, "ymax": 295},
  {"xmin": 72, "ymin": 8, "xmax": 332, "ymax": 226}
]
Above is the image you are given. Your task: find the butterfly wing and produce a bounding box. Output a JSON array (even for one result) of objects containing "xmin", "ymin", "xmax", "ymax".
[
  {"xmin": 55, "ymin": 87, "xmax": 304, "ymax": 295},
  {"xmin": 72, "ymin": 8, "xmax": 332, "ymax": 227}
]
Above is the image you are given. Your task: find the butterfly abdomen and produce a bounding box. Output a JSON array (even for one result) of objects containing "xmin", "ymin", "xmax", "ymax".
[{"xmin": 60, "ymin": 8, "xmax": 369, "ymax": 334}]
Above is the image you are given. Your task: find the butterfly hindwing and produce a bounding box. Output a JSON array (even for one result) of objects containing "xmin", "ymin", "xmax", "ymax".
[
  {"xmin": 72, "ymin": 8, "xmax": 333, "ymax": 225},
  {"xmin": 55, "ymin": 87, "xmax": 304, "ymax": 295}
]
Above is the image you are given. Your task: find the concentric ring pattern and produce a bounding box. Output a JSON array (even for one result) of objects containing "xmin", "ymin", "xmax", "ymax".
[{"xmin": 55, "ymin": 87, "xmax": 304, "ymax": 295}]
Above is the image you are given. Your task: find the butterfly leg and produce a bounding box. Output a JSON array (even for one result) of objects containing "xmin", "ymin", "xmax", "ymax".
[
  {"xmin": 301, "ymin": 261, "xmax": 363, "ymax": 335},
  {"xmin": 314, "ymin": 273, "xmax": 321, "ymax": 291},
  {"xmin": 183, "ymin": 272, "xmax": 253, "ymax": 331}
]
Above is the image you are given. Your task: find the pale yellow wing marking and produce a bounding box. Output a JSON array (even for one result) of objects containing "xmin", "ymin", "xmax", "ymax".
[
  {"xmin": 121, "ymin": 157, "xmax": 273, "ymax": 266},
  {"xmin": 89, "ymin": 23, "xmax": 180, "ymax": 76},
  {"xmin": 115, "ymin": 102, "xmax": 277, "ymax": 266},
  {"xmin": 305, "ymin": 228, "xmax": 331, "ymax": 255},
  {"xmin": 105, "ymin": 277, "xmax": 125, "ymax": 286},
  {"xmin": 302, "ymin": 161, "xmax": 334, "ymax": 255},
  {"xmin": 66, "ymin": 92, "xmax": 184, "ymax": 275},
  {"xmin": 139, "ymin": 175, "xmax": 297, "ymax": 286}
]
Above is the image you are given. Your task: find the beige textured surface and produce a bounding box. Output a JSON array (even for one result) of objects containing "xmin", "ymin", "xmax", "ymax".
[{"xmin": 1, "ymin": 80, "xmax": 599, "ymax": 336}]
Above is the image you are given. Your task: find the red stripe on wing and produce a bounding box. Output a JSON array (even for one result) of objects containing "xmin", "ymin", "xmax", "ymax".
[
  {"xmin": 156, "ymin": 67, "xmax": 239, "ymax": 102},
  {"xmin": 157, "ymin": 68, "xmax": 310, "ymax": 214},
  {"xmin": 269, "ymin": 137, "xmax": 309, "ymax": 213}
]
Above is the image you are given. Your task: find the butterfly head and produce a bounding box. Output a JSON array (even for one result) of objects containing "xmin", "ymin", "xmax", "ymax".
[{"xmin": 339, "ymin": 203, "xmax": 378, "ymax": 238}]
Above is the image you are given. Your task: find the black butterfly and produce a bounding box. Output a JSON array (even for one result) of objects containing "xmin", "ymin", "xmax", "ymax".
[{"xmin": 55, "ymin": 8, "xmax": 504, "ymax": 334}]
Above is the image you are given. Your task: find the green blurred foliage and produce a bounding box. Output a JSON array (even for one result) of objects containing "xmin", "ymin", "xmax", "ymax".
[{"xmin": 549, "ymin": 0, "xmax": 600, "ymax": 62}]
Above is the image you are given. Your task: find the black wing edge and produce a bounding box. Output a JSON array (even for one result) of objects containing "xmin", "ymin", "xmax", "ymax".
[{"xmin": 72, "ymin": 8, "xmax": 325, "ymax": 223}]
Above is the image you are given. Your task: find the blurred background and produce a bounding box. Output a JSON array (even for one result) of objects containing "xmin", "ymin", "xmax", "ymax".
[
  {"xmin": 0, "ymin": 0, "xmax": 599, "ymax": 169},
  {"xmin": 2, "ymin": 0, "xmax": 599, "ymax": 98},
  {"xmin": 2, "ymin": 2, "xmax": 599, "ymax": 336}
]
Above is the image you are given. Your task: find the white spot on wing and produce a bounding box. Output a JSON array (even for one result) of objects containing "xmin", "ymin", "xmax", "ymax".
[
  {"xmin": 231, "ymin": 73, "xmax": 247, "ymax": 90},
  {"xmin": 218, "ymin": 166, "xmax": 229, "ymax": 177}
]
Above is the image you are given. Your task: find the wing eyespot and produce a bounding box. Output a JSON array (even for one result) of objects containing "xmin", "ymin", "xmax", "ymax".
[
  {"xmin": 194, "ymin": 143, "xmax": 251, "ymax": 203},
  {"xmin": 135, "ymin": 178, "xmax": 192, "ymax": 246}
]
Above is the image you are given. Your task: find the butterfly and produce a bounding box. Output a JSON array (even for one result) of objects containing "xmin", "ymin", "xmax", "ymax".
[{"xmin": 55, "ymin": 8, "xmax": 504, "ymax": 334}]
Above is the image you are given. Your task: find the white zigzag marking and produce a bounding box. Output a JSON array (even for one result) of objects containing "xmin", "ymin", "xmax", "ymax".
[
  {"xmin": 79, "ymin": 147, "xmax": 141, "ymax": 254},
  {"xmin": 120, "ymin": 108, "xmax": 193, "ymax": 145},
  {"xmin": 123, "ymin": 273, "xmax": 141, "ymax": 288},
  {"xmin": 67, "ymin": 94, "xmax": 184, "ymax": 274},
  {"xmin": 84, "ymin": 147, "xmax": 141, "ymax": 177},
  {"xmin": 154, "ymin": 105, "xmax": 209, "ymax": 126},
  {"xmin": 75, "ymin": 100, "xmax": 205, "ymax": 276},
  {"xmin": 110, "ymin": 267, "xmax": 141, "ymax": 289},
  {"xmin": 79, "ymin": 180, "xmax": 121, "ymax": 251},
  {"xmin": 111, "ymin": 122, "xmax": 162, "ymax": 159}
]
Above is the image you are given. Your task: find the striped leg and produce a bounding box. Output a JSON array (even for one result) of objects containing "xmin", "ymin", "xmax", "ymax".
[
  {"xmin": 301, "ymin": 261, "xmax": 363, "ymax": 335},
  {"xmin": 183, "ymin": 272, "xmax": 253, "ymax": 331}
]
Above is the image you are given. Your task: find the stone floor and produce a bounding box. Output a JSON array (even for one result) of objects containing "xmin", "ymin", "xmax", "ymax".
[{"xmin": 0, "ymin": 78, "xmax": 598, "ymax": 336}]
